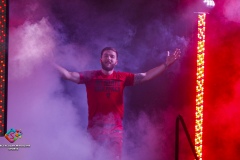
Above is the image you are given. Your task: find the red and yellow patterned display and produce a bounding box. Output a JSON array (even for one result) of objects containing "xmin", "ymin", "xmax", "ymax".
[{"xmin": 195, "ymin": 13, "xmax": 206, "ymax": 160}]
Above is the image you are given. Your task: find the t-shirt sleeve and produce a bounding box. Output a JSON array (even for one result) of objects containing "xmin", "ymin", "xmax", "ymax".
[
  {"xmin": 78, "ymin": 71, "xmax": 93, "ymax": 84},
  {"xmin": 124, "ymin": 72, "xmax": 134, "ymax": 86}
]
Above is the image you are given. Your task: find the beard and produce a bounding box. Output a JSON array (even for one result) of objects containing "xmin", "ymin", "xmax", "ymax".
[{"xmin": 101, "ymin": 61, "xmax": 116, "ymax": 71}]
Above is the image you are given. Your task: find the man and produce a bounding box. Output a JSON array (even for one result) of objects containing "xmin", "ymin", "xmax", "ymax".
[{"xmin": 54, "ymin": 47, "xmax": 180, "ymax": 159}]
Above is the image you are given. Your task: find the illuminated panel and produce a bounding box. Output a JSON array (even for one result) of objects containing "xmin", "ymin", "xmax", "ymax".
[
  {"xmin": 0, "ymin": 0, "xmax": 8, "ymax": 137},
  {"xmin": 195, "ymin": 13, "xmax": 206, "ymax": 160}
]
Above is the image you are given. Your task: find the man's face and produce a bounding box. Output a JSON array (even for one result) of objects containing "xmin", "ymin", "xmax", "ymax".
[{"xmin": 100, "ymin": 50, "xmax": 118, "ymax": 71}]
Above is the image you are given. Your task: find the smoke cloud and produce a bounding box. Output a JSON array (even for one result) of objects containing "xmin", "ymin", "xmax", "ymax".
[
  {"xmin": 223, "ymin": 0, "xmax": 240, "ymax": 23},
  {"xmin": 201, "ymin": 0, "xmax": 240, "ymax": 159}
]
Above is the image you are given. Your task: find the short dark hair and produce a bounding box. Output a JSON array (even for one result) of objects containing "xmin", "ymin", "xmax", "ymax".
[{"xmin": 100, "ymin": 47, "xmax": 118, "ymax": 58}]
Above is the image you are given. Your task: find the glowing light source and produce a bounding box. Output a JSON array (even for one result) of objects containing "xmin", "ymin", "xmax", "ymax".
[
  {"xmin": 0, "ymin": 0, "xmax": 7, "ymax": 137},
  {"xmin": 195, "ymin": 13, "xmax": 206, "ymax": 160},
  {"xmin": 203, "ymin": 0, "xmax": 215, "ymax": 8}
]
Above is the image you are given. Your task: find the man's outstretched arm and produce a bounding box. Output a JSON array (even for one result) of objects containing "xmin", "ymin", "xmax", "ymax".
[
  {"xmin": 53, "ymin": 63, "xmax": 80, "ymax": 83},
  {"xmin": 134, "ymin": 49, "xmax": 180, "ymax": 85}
]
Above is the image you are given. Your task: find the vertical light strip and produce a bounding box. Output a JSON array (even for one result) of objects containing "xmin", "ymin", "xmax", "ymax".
[
  {"xmin": 195, "ymin": 13, "xmax": 206, "ymax": 160},
  {"xmin": 0, "ymin": 0, "xmax": 8, "ymax": 137}
]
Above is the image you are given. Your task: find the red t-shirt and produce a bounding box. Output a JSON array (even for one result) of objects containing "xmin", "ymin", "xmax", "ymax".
[{"xmin": 79, "ymin": 70, "xmax": 134, "ymax": 127}]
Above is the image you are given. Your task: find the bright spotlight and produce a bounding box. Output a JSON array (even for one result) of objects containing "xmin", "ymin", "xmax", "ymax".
[{"xmin": 203, "ymin": 0, "xmax": 215, "ymax": 8}]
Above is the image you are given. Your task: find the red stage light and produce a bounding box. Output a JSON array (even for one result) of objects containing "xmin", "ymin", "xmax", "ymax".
[
  {"xmin": 195, "ymin": 13, "xmax": 206, "ymax": 160},
  {"xmin": 0, "ymin": 0, "xmax": 7, "ymax": 137}
]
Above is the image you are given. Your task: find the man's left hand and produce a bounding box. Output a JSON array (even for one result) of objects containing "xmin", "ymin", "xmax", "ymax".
[{"xmin": 166, "ymin": 48, "xmax": 181, "ymax": 66}]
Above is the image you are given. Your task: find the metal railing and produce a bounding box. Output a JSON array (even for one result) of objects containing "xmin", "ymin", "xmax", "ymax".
[{"xmin": 175, "ymin": 115, "xmax": 199, "ymax": 160}]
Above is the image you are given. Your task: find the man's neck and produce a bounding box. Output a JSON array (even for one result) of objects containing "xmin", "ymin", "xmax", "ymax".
[{"xmin": 101, "ymin": 69, "xmax": 114, "ymax": 75}]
